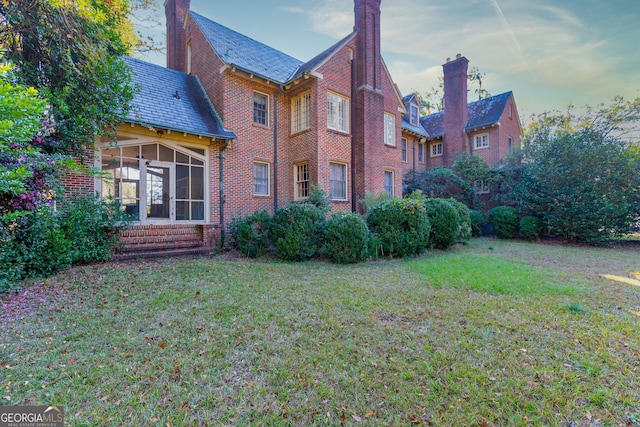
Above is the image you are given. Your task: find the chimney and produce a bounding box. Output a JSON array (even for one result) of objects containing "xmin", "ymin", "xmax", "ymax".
[
  {"xmin": 442, "ymin": 54, "xmax": 469, "ymax": 166},
  {"xmin": 353, "ymin": 0, "xmax": 382, "ymax": 91},
  {"xmin": 352, "ymin": 0, "xmax": 385, "ymax": 210},
  {"xmin": 165, "ymin": 0, "xmax": 191, "ymax": 72}
]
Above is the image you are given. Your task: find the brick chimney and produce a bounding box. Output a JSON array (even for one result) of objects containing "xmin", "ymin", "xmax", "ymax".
[
  {"xmin": 165, "ymin": 0, "xmax": 190, "ymax": 72},
  {"xmin": 352, "ymin": 0, "xmax": 386, "ymax": 209},
  {"xmin": 442, "ymin": 54, "xmax": 469, "ymax": 166}
]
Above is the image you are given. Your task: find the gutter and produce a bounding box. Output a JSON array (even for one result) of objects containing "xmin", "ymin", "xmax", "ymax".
[{"xmin": 219, "ymin": 138, "xmax": 231, "ymax": 248}]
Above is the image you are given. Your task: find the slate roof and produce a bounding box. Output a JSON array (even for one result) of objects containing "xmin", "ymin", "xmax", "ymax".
[
  {"xmin": 124, "ymin": 57, "xmax": 236, "ymax": 140},
  {"xmin": 401, "ymin": 93, "xmax": 429, "ymax": 137},
  {"xmin": 418, "ymin": 91, "xmax": 513, "ymax": 138},
  {"xmin": 290, "ymin": 32, "xmax": 356, "ymax": 82},
  {"xmin": 191, "ymin": 11, "xmax": 303, "ymax": 84}
]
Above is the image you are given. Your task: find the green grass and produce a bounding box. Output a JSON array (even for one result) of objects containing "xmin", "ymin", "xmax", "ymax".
[{"xmin": 1, "ymin": 238, "xmax": 639, "ymax": 426}]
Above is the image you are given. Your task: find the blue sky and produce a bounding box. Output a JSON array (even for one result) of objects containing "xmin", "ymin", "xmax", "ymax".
[{"xmin": 136, "ymin": 0, "xmax": 640, "ymax": 119}]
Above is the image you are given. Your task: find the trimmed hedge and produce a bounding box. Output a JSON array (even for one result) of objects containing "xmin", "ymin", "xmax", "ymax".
[
  {"xmin": 230, "ymin": 210, "xmax": 271, "ymax": 258},
  {"xmin": 519, "ymin": 215, "xmax": 543, "ymax": 240},
  {"xmin": 469, "ymin": 209, "xmax": 484, "ymax": 237},
  {"xmin": 446, "ymin": 198, "xmax": 472, "ymax": 243},
  {"xmin": 324, "ymin": 212, "xmax": 369, "ymax": 264},
  {"xmin": 366, "ymin": 198, "xmax": 430, "ymax": 258},
  {"xmin": 269, "ymin": 203, "xmax": 326, "ymax": 261},
  {"xmin": 423, "ymin": 198, "xmax": 460, "ymax": 250},
  {"xmin": 488, "ymin": 206, "xmax": 519, "ymax": 239}
]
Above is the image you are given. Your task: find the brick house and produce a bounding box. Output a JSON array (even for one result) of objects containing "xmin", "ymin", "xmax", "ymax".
[
  {"xmin": 401, "ymin": 54, "xmax": 522, "ymax": 173},
  {"xmin": 69, "ymin": 0, "xmax": 521, "ymax": 257}
]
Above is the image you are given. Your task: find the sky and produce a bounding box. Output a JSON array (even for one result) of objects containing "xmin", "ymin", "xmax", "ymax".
[{"xmin": 135, "ymin": 0, "xmax": 640, "ymax": 120}]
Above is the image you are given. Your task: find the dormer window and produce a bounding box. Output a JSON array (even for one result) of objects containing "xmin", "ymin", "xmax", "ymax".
[{"xmin": 410, "ymin": 104, "xmax": 419, "ymax": 126}]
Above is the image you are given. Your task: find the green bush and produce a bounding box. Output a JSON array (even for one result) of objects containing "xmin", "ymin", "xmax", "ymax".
[
  {"xmin": 422, "ymin": 198, "xmax": 460, "ymax": 250},
  {"xmin": 519, "ymin": 215, "xmax": 543, "ymax": 240},
  {"xmin": 366, "ymin": 198, "xmax": 430, "ymax": 258},
  {"xmin": 0, "ymin": 196, "xmax": 129, "ymax": 292},
  {"xmin": 324, "ymin": 212, "xmax": 369, "ymax": 264},
  {"xmin": 230, "ymin": 210, "xmax": 271, "ymax": 258},
  {"xmin": 469, "ymin": 209, "xmax": 484, "ymax": 237},
  {"xmin": 488, "ymin": 206, "xmax": 519, "ymax": 239},
  {"xmin": 269, "ymin": 203, "xmax": 326, "ymax": 261},
  {"xmin": 446, "ymin": 198, "xmax": 472, "ymax": 243}
]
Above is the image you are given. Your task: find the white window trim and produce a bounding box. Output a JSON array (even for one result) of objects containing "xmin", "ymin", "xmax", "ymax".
[
  {"xmin": 474, "ymin": 133, "xmax": 490, "ymax": 150},
  {"xmin": 474, "ymin": 179, "xmax": 490, "ymax": 195},
  {"xmin": 291, "ymin": 91, "xmax": 311, "ymax": 134},
  {"xmin": 410, "ymin": 104, "xmax": 419, "ymax": 126},
  {"xmin": 253, "ymin": 161, "xmax": 270, "ymax": 196},
  {"xmin": 253, "ymin": 91, "xmax": 270, "ymax": 127},
  {"xmin": 294, "ymin": 162, "xmax": 310, "ymax": 201},
  {"xmin": 327, "ymin": 91, "xmax": 349, "ymax": 133},
  {"xmin": 329, "ymin": 162, "xmax": 348, "ymax": 201},
  {"xmin": 384, "ymin": 170, "xmax": 394, "ymax": 198},
  {"xmin": 430, "ymin": 142, "xmax": 443, "ymax": 158},
  {"xmin": 418, "ymin": 142, "xmax": 425, "ymax": 163},
  {"xmin": 384, "ymin": 112, "xmax": 396, "ymax": 146},
  {"xmin": 401, "ymin": 138, "xmax": 408, "ymax": 162}
]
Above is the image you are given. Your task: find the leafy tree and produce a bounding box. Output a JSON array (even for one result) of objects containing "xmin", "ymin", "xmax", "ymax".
[
  {"xmin": 513, "ymin": 97, "xmax": 640, "ymax": 244},
  {"xmin": 0, "ymin": 0, "xmax": 137, "ymax": 155}
]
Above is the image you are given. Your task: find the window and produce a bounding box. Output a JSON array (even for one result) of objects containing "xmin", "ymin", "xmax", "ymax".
[
  {"xmin": 508, "ymin": 137, "xmax": 513, "ymax": 154},
  {"xmin": 253, "ymin": 162, "xmax": 270, "ymax": 196},
  {"xmin": 329, "ymin": 162, "xmax": 347, "ymax": 201},
  {"xmin": 474, "ymin": 180, "xmax": 490, "ymax": 195},
  {"xmin": 327, "ymin": 92, "xmax": 349, "ymax": 133},
  {"xmin": 294, "ymin": 162, "xmax": 309, "ymax": 200},
  {"xmin": 187, "ymin": 41, "xmax": 192, "ymax": 74},
  {"xmin": 401, "ymin": 138, "xmax": 408, "ymax": 162},
  {"xmin": 418, "ymin": 143, "xmax": 424, "ymax": 163},
  {"xmin": 384, "ymin": 112, "xmax": 396, "ymax": 146},
  {"xmin": 430, "ymin": 142, "xmax": 443, "ymax": 157},
  {"xmin": 253, "ymin": 92, "xmax": 269, "ymax": 126},
  {"xmin": 384, "ymin": 171, "xmax": 394, "ymax": 197},
  {"xmin": 101, "ymin": 142, "xmax": 206, "ymax": 223},
  {"xmin": 509, "ymin": 103, "xmax": 513, "ymax": 119},
  {"xmin": 474, "ymin": 133, "xmax": 490, "ymax": 149},
  {"xmin": 292, "ymin": 92, "xmax": 311, "ymax": 134},
  {"xmin": 410, "ymin": 104, "xmax": 419, "ymax": 126}
]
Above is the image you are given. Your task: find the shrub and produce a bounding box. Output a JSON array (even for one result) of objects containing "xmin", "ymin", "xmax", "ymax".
[
  {"xmin": 324, "ymin": 212, "xmax": 369, "ymax": 264},
  {"xmin": 306, "ymin": 185, "xmax": 331, "ymax": 214},
  {"xmin": 519, "ymin": 215, "xmax": 543, "ymax": 240},
  {"xmin": 269, "ymin": 203, "xmax": 326, "ymax": 261},
  {"xmin": 446, "ymin": 198, "xmax": 472, "ymax": 243},
  {"xmin": 230, "ymin": 210, "xmax": 271, "ymax": 258},
  {"xmin": 366, "ymin": 198, "xmax": 430, "ymax": 258},
  {"xmin": 360, "ymin": 191, "xmax": 390, "ymax": 214},
  {"xmin": 488, "ymin": 206, "xmax": 519, "ymax": 239},
  {"xmin": 469, "ymin": 209, "xmax": 484, "ymax": 237},
  {"xmin": 422, "ymin": 198, "xmax": 460, "ymax": 250}
]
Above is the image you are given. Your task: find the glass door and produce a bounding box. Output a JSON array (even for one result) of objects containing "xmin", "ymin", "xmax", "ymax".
[{"xmin": 146, "ymin": 162, "xmax": 175, "ymax": 221}]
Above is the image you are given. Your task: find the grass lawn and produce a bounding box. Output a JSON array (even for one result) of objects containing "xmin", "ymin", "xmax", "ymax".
[{"xmin": 1, "ymin": 238, "xmax": 639, "ymax": 426}]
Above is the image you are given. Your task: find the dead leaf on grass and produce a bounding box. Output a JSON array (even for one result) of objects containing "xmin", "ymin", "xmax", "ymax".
[{"xmin": 600, "ymin": 274, "xmax": 640, "ymax": 288}]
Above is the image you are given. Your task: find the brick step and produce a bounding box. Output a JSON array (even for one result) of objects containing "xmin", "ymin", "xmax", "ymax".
[
  {"xmin": 120, "ymin": 228, "xmax": 203, "ymax": 239},
  {"xmin": 116, "ymin": 239, "xmax": 204, "ymax": 254},
  {"xmin": 112, "ymin": 246, "xmax": 213, "ymax": 261},
  {"xmin": 119, "ymin": 233, "xmax": 202, "ymax": 247}
]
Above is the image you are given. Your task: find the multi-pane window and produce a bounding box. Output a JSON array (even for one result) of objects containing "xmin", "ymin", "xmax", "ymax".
[
  {"xmin": 410, "ymin": 104, "xmax": 419, "ymax": 126},
  {"xmin": 384, "ymin": 171, "xmax": 394, "ymax": 197},
  {"xmin": 253, "ymin": 92, "xmax": 269, "ymax": 126},
  {"xmin": 329, "ymin": 162, "xmax": 347, "ymax": 201},
  {"xmin": 418, "ymin": 143, "xmax": 424, "ymax": 162},
  {"xmin": 384, "ymin": 112, "xmax": 396, "ymax": 146},
  {"xmin": 253, "ymin": 162, "xmax": 270, "ymax": 196},
  {"xmin": 327, "ymin": 92, "xmax": 349, "ymax": 133},
  {"xmin": 474, "ymin": 180, "xmax": 490, "ymax": 194},
  {"xmin": 401, "ymin": 138, "xmax": 408, "ymax": 162},
  {"xmin": 474, "ymin": 133, "xmax": 490, "ymax": 149},
  {"xmin": 430, "ymin": 142, "xmax": 443, "ymax": 157},
  {"xmin": 508, "ymin": 137, "xmax": 513, "ymax": 154},
  {"xmin": 294, "ymin": 162, "xmax": 309, "ymax": 200},
  {"xmin": 292, "ymin": 92, "xmax": 311, "ymax": 134}
]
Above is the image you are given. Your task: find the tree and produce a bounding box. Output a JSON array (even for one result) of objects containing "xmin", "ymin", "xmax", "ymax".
[
  {"xmin": 0, "ymin": 0, "xmax": 137, "ymax": 155},
  {"xmin": 513, "ymin": 97, "xmax": 640, "ymax": 244}
]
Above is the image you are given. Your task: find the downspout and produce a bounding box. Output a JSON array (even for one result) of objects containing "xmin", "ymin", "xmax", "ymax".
[
  {"xmin": 350, "ymin": 54, "xmax": 357, "ymax": 213},
  {"xmin": 273, "ymin": 85, "xmax": 283, "ymax": 212},
  {"xmin": 219, "ymin": 138, "xmax": 231, "ymax": 248}
]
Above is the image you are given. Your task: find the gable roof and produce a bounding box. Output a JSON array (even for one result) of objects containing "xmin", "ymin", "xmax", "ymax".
[
  {"xmin": 290, "ymin": 32, "xmax": 356, "ymax": 82},
  {"xmin": 190, "ymin": 11, "xmax": 303, "ymax": 84},
  {"xmin": 124, "ymin": 57, "xmax": 236, "ymax": 140},
  {"xmin": 419, "ymin": 91, "xmax": 514, "ymax": 138}
]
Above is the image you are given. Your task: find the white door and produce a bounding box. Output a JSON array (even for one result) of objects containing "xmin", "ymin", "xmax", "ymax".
[{"xmin": 145, "ymin": 161, "xmax": 175, "ymax": 221}]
